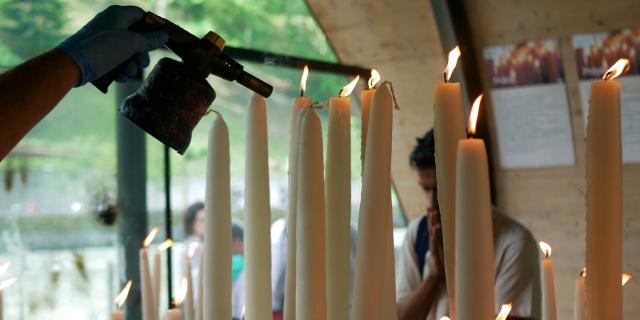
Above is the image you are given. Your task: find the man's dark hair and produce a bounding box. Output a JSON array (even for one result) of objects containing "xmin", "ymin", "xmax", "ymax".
[
  {"xmin": 409, "ymin": 129, "xmax": 436, "ymax": 170},
  {"xmin": 231, "ymin": 220, "xmax": 244, "ymax": 242},
  {"xmin": 184, "ymin": 201, "xmax": 205, "ymax": 236}
]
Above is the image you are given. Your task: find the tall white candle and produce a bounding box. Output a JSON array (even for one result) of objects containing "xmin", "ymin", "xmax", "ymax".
[
  {"xmin": 141, "ymin": 228, "xmax": 159, "ymax": 320},
  {"xmin": 244, "ymin": 94, "xmax": 273, "ymax": 320},
  {"xmin": 586, "ymin": 59, "xmax": 626, "ymax": 320},
  {"xmin": 433, "ymin": 47, "xmax": 465, "ymax": 318},
  {"xmin": 360, "ymin": 69, "xmax": 380, "ymax": 164},
  {"xmin": 284, "ymin": 67, "xmax": 312, "ymax": 320},
  {"xmin": 326, "ymin": 77, "xmax": 356, "ymax": 320},
  {"xmin": 455, "ymin": 95, "xmax": 495, "ymax": 320},
  {"xmin": 196, "ymin": 251, "xmax": 204, "ymax": 320},
  {"xmin": 204, "ymin": 112, "xmax": 232, "ymax": 320},
  {"xmin": 185, "ymin": 244, "xmax": 198, "ymax": 320},
  {"xmin": 165, "ymin": 278, "xmax": 187, "ymax": 320},
  {"xmin": 295, "ymin": 109, "xmax": 327, "ymax": 320},
  {"xmin": 352, "ymin": 83, "xmax": 396, "ymax": 320},
  {"xmin": 540, "ymin": 242, "xmax": 557, "ymax": 320},
  {"xmin": 153, "ymin": 239, "xmax": 174, "ymax": 315},
  {"xmin": 0, "ymin": 278, "xmax": 16, "ymax": 320},
  {"xmin": 573, "ymin": 269, "xmax": 586, "ymax": 320}
]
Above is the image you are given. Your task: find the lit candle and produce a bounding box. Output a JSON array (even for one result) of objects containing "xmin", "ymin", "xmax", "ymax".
[
  {"xmin": 0, "ymin": 275, "xmax": 16, "ymax": 320},
  {"xmin": 495, "ymin": 303, "xmax": 512, "ymax": 320},
  {"xmin": 185, "ymin": 243, "xmax": 198, "ymax": 320},
  {"xmin": 352, "ymin": 83, "xmax": 396, "ymax": 320},
  {"xmin": 165, "ymin": 277, "xmax": 188, "ymax": 320},
  {"xmin": 295, "ymin": 108, "xmax": 327, "ymax": 320},
  {"xmin": 539, "ymin": 242, "xmax": 557, "ymax": 320},
  {"xmin": 204, "ymin": 112, "xmax": 232, "ymax": 320},
  {"xmin": 433, "ymin": 47, "xmax": 466, "ymax": 318},
  {"xmin": 455, "ymin": 94, "xmax": 495, "ymax": 320},
  {"xmin": 112, "ymin": 280, "xmax": 133, "ymax": 320},
  {"xmin": 245, "ymin": 94, "xmax": 273, "ymax": 320},
  {"xmin": 153, "ymin": 239, "xmax": 174, "ymax": 315},
  {"xmin": 573, "ymin": 268, "xmax": 586, "ymax": 320},
  {"xmin": 141, "ymin": 227, "xmax": 159, "ymax": 320},
  {"xmin": 325, "ymin": 76, "xmax": 357, "ymax": 320},
  {"xmin": 586, "ymin": 58, "xmax": 628, "ymax": 320},
  {"xmin": 360, "ymin": 69, "xmax": 380, "ymax": 163},
  {"xmin": 284, "ymin": 66, "xmax": 312, "ymax": 320}
]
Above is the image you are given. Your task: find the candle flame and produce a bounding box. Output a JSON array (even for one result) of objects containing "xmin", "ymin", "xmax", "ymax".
[
  {"xmin": 143, "ymin": 226, "xmax": 160, "ymax": 248},
  {"xmin": 114, "ymin": 280, "xmax": 133, "ymax": 309},
  {"xmin": 622, "ymin": 273, "xmax": 633, "ymax": 286},
  {"xmin": 300, "ymin": 65, "xmax": 309, "ymax": 96},
  {"xmin": 539, "ymin": 241, "xmax": 552, "ymax": 259},
  {"xmin": 495, "ymin": 303, "xmax": 513, "ymax": 320},
  {"xmin": 602, "ymin": 58, "xmax": 630, "ymax": 80},
  {"xmin": 339, "ymin": 75, "xmax": 360, "ymax": 97},
  {"xmin": 440, "ymin": 317, "xmax": 452, "ymax": 320},
  {"xmin": 188, "ymin": 242, "xmax": 199, "ymax": 259},
  {"xmin": 242, "ymin": 305, "xmax": 246, "ymax": 316},
  {"xmin": 444, "ymin": 46, "xmax": 461, "ymax": 82},
  {"xmin": 174, "ymin": 277, "xmax": 188, "ymax": 306},
  {"xmin": 0, "ymin": 277, "xmax": 17, "ymax": 290},
  {"xmin": 579, "ymin": 267, "xmax": 586, "ymax": 278},
  {"xmin": 368, "ymin": 69, "xmax": 381, "ymax": 89},
  {"xmin": 468, "ymin": 93, "xmax": 483, "ymax": 135},
  {"xmin": 158, "ymin": 239, "xmax": 174, "ymax": 251},
  {"xmin": 0, "ymin": 262, "xmax": 10, "ymax": 276}
]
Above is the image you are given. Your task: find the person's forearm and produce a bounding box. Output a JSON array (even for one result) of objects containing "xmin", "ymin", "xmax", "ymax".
[
  {"xmin": 398, "ymin": 275, "xmax": 444, "ymax": 320},
  {"xmin": 0, "ymin": 49, "xmax": 80, "ymax": 160}
]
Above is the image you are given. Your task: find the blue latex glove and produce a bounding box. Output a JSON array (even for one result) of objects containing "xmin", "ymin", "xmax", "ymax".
[{"xmin": 57, "ymin": 5, "xmax": 169, "ymax": 86}]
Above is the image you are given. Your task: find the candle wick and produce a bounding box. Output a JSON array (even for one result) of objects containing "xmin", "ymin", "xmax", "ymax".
[
  {"xmin": 444, "ymin": 72, "xmax": 448, "ymax": 83},
  {"xmin": 300, "ymin": 89, "xmax": 304, "ymax": 97}
]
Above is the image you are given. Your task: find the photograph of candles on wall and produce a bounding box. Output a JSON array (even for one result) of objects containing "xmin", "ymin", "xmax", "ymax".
[{"xmin": 574, "ymin": 28, "xmax": 640, "ymax": 163}]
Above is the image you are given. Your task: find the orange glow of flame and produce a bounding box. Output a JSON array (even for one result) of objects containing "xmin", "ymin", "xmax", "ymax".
[
  {"xmin": 0, "ymin": 262, "xmax": 10, "ymax": 276},
  {"xmin": 539, "ymin": 241, "xmax": 552, "ymax": 259},
  {"xmin": 468, "ymin": 94, "xmax": 483, "ymax": 135},
  {"xmin": 188, "ymin": 242, "xmax": 199, "ymax": 259},
  {"xmin": 603, "ymin": 59, "xmax": 630, "ymax": 81},
  {"xmin": 339, "ymin": 75, "xmax": 360, "ymax": 97},
  {"xmin": 158, "ymin": 239, "xmax": 174, "ymax": 252},
  {"xmin": 622, "ymin": 273, "xmax": 633, "ymax": 286},
  {"xmin": 300, "ymin": 65, "xmax": 309, "ymax": 96},
  {"xmin": 174, "ymin": 277, "xmax": 188, "ymax": 306},
  {"xmin": 114, "ymin": 280, "xmax": 133, "ymax": 309},
  {"xmin": 0, "ymin": 277, "xmax": 17, "ymax": 290},
  {"xmin": 444, "ymin": 46, "xmax": 461, "ymax": 82},
  {"xmin": 143, "ymin": 226, "xmax": 160, "ymax": 248},
  {"xmin": 496, "ymin": 303, "xmax": 513, "ymax": 320},
  {"xmin": 368, "ymin": 69, "xmax": 381, "ymax": 89}
]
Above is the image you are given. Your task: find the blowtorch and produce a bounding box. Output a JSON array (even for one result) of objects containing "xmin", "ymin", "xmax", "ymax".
[{"xmin": 92, "ymin": 12, "xmax": 273, "ymax": 154}]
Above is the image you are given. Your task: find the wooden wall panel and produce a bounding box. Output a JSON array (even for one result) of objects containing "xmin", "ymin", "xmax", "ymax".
[{"xmin": 306, "ymin": 0, "xmax": 446, "ymax": 222}]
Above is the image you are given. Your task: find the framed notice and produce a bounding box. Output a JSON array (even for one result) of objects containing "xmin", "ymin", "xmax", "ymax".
[
  {"xmin": 483, "ymin": 39, "xmax": 575, "ymax": 169},
  {"xmin": 573, "ymin": 29, "xmax": 640, "ymax": 163}
]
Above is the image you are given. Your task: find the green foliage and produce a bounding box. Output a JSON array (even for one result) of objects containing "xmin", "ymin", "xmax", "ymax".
[{"xmin": 0, "ymin": 0, "xmax": 68, "ymax": 60}]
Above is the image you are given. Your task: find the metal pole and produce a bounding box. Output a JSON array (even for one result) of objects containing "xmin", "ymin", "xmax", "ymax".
[
  {"xmin": 164, "ymin": 145, "xmax": 174, "ymax": 308},
  {"xmin": 116, "ymin": 78, "xmax": 147, "ymax": 320}
]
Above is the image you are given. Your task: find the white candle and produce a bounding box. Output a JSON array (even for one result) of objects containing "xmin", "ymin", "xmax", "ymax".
[
  {"xmin": 185, "ymin": 244, "xmax": 198, "ymax": 320},
  {"xmin": 284, "ymin": 74, "xmax": 313, "ymax": 320},
  {"xmin": 295, "ymin": 108, "xmax": 327, "ymax": 320},
  {"xmin": 244, "ymin": 94, "xmax": 273, "ymax": 320},
  {"xmin": 0, "ymin": 277, "xmax": 16, "ymax": 320},
  {"xmin": 204, "ymin": 112, "xmax": 232, "ymax": 320},
  {"xmin": 113, "ymin": 280, "xmax": 132, "ymax": 320},
  {"xmin": 573, "ymin": 269, "xmax": 586, "ymax": 320},
  {"xmin": 455, "ymin": 95, "xmax": 495, "ymax": 320},
  {"xmin": 326, "ymin": 76, "xmax": 356, "ymax": 320},
  {"xmin": 165, "ymin": 277, "xmax": 187, "ymax": 320},
  {"xmin": 539, "ymin": 242, "xmax": 557, "ymax": 320},
  {"xmin": 433, "ymin": 47, "xmax": 466, "ymax": 318},
  {"xmin": 586, "ymin": 59, "xmax": 627, "ymax": 320},
  {"xmin": 141, "ymin": 228, "xmax": 159, "ymax": 320},
  {"xmin": 196, "ymin": 251, "xmax": 204, "ymax": 320},
  {"xmin": 154, "ymin": 239, "xmax": 174, "ymax": 315},
  {"xmin": 165, "ymin": 309, "xmax": 181, "ymax": 320},
  {"xmin": 352, "ymin": 83, "xmax": 396, "ymax": 320},
  {"xmin": 360, "ymin": 69, "xmax": 380, "ymax": 164}
]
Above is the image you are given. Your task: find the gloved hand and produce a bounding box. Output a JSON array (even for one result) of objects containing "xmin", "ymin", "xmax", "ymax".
[{"xmin": 57, "ymin": 5, "xmax": 169, "ymax": 86}]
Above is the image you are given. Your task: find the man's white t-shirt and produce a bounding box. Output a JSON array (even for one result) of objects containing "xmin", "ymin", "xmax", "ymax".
[{"xmin": 396, "ymin": 212, "xmax": 542, "ymax": 320}]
